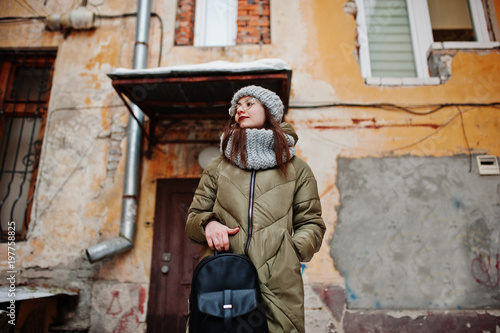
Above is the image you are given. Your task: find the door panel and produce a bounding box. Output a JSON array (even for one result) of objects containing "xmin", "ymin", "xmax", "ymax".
[{"xmin": 147, "ymin": 178, "xmax": 202, "ymax": 333}]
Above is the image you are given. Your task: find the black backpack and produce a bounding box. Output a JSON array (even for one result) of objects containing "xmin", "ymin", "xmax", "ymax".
[{"xmin": 188, "ymin": 250, "xmax": 269, "ymax": 333}]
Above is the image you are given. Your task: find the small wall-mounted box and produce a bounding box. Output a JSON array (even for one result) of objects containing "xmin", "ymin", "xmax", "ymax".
[{"xmin": 476, "ymin": 155, "xmax": 500, "ymax": 175}]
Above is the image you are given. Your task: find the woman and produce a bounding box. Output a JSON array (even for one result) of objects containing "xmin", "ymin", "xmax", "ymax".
[{"xmin": 186, "ymin": 85, "xmax": 326, "ymax": 333}]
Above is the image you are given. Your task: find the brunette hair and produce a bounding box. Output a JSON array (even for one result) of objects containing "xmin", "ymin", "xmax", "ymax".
[{"xmin": 221, "ymin": 105, "xmax": 292, "ymax": 175}]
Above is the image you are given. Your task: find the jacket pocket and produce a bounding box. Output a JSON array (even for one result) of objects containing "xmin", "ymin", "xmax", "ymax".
[{"xmin": 284, "ymin": 231, "xmax": 302, "ymax": 263}]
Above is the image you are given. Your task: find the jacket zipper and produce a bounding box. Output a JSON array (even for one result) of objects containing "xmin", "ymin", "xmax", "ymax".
[{"xmin": 245, "ymin": 170, "xmax": 256, "ymax": 256}]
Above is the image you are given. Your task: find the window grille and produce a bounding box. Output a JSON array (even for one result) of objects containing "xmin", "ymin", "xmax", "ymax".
[{"xmin": 0, "ymin": 49, "xmax": 56, "ymax": 241}]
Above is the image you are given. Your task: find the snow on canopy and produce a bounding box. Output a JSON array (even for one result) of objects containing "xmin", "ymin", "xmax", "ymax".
[{"xmin": 109, "ymin": 58, "xmax": 291, "ymax": 76}]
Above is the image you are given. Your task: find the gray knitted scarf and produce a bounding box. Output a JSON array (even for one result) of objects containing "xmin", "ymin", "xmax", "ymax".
[{"xmin": 221, "ymin": 128, "xmax": 296, "ymax": 170}]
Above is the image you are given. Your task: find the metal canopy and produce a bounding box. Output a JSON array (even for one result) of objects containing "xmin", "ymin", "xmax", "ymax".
[{"xmin": 107, "ymin": 61, "xmax": 293, "ymax": 121}]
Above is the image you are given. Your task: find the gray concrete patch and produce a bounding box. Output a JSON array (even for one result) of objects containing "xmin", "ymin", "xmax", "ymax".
[{"xmin": 331, "ymin": 155, "xmax": 500, "ymax": 309}]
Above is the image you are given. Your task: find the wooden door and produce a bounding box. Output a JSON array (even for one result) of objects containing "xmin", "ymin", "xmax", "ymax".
[{"xmin": 146, "ymin": 178, "xmax": 202, "ymax": 333}]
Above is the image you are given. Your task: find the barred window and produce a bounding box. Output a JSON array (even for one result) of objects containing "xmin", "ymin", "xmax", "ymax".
[{"xmin": 0, "ymin": 49, "xmax": 56, "ymax": 241}]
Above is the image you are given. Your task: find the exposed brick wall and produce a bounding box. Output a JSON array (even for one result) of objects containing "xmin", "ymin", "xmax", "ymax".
[
  {"xmin": 175, "ymin": 0, "xmax": 196, "ymax": 46},
  {"xmin": 237, "ymin": 0, "xmax": 271, "ymax": 44},
  {"xmin": 174, "ymin": 0, "xmax": 271, "ymax": 46}
]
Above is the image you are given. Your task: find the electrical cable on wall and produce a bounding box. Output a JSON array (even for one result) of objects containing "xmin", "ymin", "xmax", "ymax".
[
  {"xmin": 289, "ymin": 102, "xmax": 498, "ymax": 161},
  {"xmin": 0, "ymin": 16, "xmax": 45, "ymax": 22},
  {"xmin": 298, "ymin": 105, "xmax": 484, "ymax": 158},
  {"xmin": 457, "ymin": 106, "xmax": 473, "ymax": 172},
  {"xmin": 289, "ymin": 102, "xmax": 500, "ymax": 115}
]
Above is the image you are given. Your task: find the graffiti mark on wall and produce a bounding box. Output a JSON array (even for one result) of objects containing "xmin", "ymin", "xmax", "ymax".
[
  {"xmin": 138, "ymin": 286, "xmax": 147, "ymax": 315},
  {"xmin": 113, "ymin": 308, "xmax": 139, "ymax": 333},
  {"xmin": 107, "ymin": 291, "xmax": 123, "ymax": 316},
  {"xmin": 101, "ymin": 287, "xmax": 145, "ymax": 332},
  {"xmin": 471, "ymin": 254, "xmax": 500, "ymax": 289}
]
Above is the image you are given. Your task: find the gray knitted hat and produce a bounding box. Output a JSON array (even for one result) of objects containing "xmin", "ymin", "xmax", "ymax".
[{"xmin": 228, "ymin": 85, "xmax": 284, "ymax": 123}]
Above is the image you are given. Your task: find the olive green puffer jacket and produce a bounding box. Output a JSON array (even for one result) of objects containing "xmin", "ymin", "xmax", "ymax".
[{"xmin": 186, "ymin": 124, "xmax": 325, "ymax": 333}]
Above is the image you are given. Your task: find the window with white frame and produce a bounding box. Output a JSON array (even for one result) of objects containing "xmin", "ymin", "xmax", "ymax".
[
  {"xmin": 355, "ymin": 0, "xmax": 494, "ymax": 81},
  {"xmin": 194, "ymin": 0, "xmax": 238, "ymax": 47},
  {"xmin": 426, "ymin": 0, "xmax": 490, "ymax": 42}
]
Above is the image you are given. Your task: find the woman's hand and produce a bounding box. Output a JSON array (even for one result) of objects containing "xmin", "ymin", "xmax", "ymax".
[{"xmin": 205, "ymin": 220, "xmax": 240, "ymax": 252}]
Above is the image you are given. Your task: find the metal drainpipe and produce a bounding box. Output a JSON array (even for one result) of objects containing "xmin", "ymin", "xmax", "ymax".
[{"xmin": 86, "ymin": 0, "xmax": 152, "ymax": 263}]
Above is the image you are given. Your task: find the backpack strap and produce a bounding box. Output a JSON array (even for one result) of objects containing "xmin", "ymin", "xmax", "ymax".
[{"xmin": 223, "ymin": 289, "xmax": 233, "ymax": 331}]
